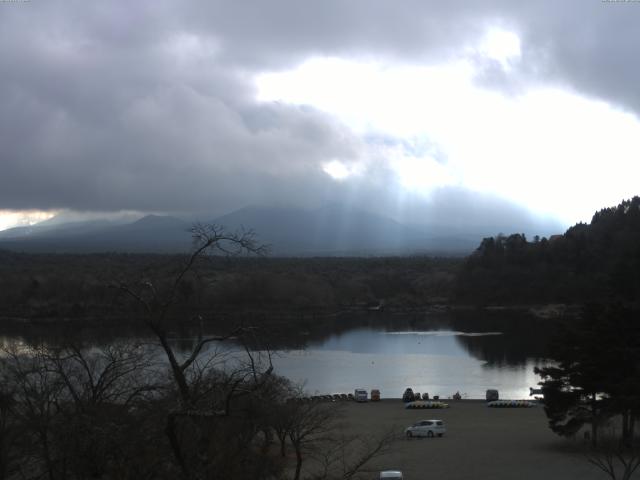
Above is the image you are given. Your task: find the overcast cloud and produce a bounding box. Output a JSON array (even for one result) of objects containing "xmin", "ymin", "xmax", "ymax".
[{"xmin": 1, "ymin": 0, "xmax": 638, "ymax": 231}]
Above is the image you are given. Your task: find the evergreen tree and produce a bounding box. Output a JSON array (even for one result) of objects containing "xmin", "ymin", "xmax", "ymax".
[{"xmin": 536, "ymin": 304, "xmax": 640, "ymax": 446}]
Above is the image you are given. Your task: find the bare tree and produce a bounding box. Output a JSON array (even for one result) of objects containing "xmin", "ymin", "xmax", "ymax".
[
  {"xmin": 113, "ymin": 224, "xmax": 278, "ymax": 479},
  {"xmin": 586, "ymin": 435, "xmax": 640, "ymax": 480},
  {"xmin": 114, "ymin": 224, "xmax": 268, "ymax": 408},
  {"xmin": 0, "ymin": 386, "xmax": 17, "ymax": 480},
  {"xmin": 284, "ymin": 401, "xmax": 396, "ymax": 480},
  {"xmin": 310, "ymin": 428, "xmax": 397, "ymax": 480},
  {"xmin": 0, "ymin": 342, "xmax": 167, "ymax": 480},
  {"xmin": 1, "ymin": 346, "xmax": 66, "ymax": 480},
  {"xmin": 287, "ymin": 401, "xmax": 335, "ymax": 480},
  {"xmin": 45, "ymin": 342, "xmax": 157, "ymax": 410}
]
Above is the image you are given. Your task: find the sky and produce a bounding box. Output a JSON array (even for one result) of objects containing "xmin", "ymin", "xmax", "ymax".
[{"xmin": 1, "ymin": 0, "xmax": 639, "ymax": 233}]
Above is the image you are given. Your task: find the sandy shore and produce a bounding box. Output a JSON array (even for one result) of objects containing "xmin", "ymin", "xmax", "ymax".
[{"xmin": 333, "ymin": 400, "xmax": 602, "ymax": 480}]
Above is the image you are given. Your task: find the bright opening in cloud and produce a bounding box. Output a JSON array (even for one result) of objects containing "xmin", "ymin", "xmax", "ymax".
[
  {"xmin": 0, "ymin": 210, "xmax": 58, "ymax": 232},
  {"xmin": 390, "ymin": 152, "xmax": 456, "ymax": 192},
  {"xmin": 256, "ymin": 34, "xmax": 640, "ymax": 225},
  {"xmin": 322, "ymin": 160, "xmax": 352, "ymax": 180},
  {"xmin": 480, "ymin": 28, "xmax": 521, "ymax": 67}
]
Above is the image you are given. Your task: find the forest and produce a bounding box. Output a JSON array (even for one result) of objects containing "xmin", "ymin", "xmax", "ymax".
[
  {"xmin": 456, "ymin": 196, "xmax": 640, "ymax": 306},
  {"xmin": 0, "ymin": 252, "xmax": 459, "ymax": 329},
  {"xmin": 2, "ymin": 197, "xmax": 640, "ymax": 332}
]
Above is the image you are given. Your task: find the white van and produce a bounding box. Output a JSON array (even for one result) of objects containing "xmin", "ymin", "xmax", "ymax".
[{"xmin": 354, "ymin": 388, "xmax": 368, "ymax": 402}]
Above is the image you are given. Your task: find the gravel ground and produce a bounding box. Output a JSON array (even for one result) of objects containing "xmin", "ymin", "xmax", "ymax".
[{"xmin": 335, "ymin": 400, "xmax": 604, "ymax": 480}]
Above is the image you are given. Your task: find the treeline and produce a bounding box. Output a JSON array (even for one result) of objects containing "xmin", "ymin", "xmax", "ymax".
[
  {"xmin": 456, "ymin": 197, "xmax": 640, "ymax": 305},
  {"xmin": 0, "ymin": 253, "xmax": 459, "ymax": 323}
]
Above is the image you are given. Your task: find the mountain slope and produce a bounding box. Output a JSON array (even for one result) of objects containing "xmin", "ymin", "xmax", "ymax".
[
  {"xmin": 212, "ymin": 205, "xmax": 477, "ymax": 255},
  {"xmin": 0, "ymin": 215, "xmax": 191, "ymax": 253},
  {"xmin": 0, "ymin": 206, "xmax": 483, "ymax": 255}
]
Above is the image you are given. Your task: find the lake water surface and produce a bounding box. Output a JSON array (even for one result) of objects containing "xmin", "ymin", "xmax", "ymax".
[
  {"xmin": 1, "ymin": 311, "xmax": 554, "ymax": 400},
  {"xmin": 175, "ymin": 311, "xmax": 553, "ymax": 400},
  {"xmin": 266, "ymin": 327, "xmax": 546, "ymax": 400}
]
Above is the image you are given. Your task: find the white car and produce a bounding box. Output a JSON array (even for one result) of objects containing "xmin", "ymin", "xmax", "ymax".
[
  {"xmin": 405, "ymin": 419, "xmax": 446, "ymax": 438},
  {"xmin": 380, "ymin": 471, "xmax": 403, "ymax": 480}
]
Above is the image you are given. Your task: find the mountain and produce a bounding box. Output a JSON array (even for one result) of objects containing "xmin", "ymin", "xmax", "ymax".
[
  {"xmin": 0, "ymin": 215, "xmax": 192, "ymax": 253},
  {"xmin": 212, "ymin": 205, "xmax": 479, "ymax": 255},
  {"xmin": 214, "ymin": 205, "xmax": 412, "ymax": 255},
  {"xmin": 0, "ymin": 206, "xmax": 484, "ymax": 255},
  {"xmin": 0, "ymin": 210, "xmax": 148, "ymax": 241},
  {"xmin": 0, "ymin": 219, "xmax": 125, "ymax": 240}
]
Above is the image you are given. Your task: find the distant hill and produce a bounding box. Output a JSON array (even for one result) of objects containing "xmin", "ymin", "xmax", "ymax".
[
  {"xmin": 0, "ymin": 215, "xmax": 192, "ymax": 253},
  {"xmin": 0, "ymin": 219, "xmax": 120, "ymax": 240},
  {"xmin": 456, "ymin": 196, "xmax": 640, "ymax": 304},
  {"xmin": 212, "ymin": 205, "xmax": 478, "ymax": 255},
  {"xmin": 0, "ymin": 205, "xmax": 488, "ymax": 255}
]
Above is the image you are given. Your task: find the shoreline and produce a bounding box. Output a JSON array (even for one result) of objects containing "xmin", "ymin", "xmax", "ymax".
[{"xmin": 0, "ymin": 302, "xmax": 575, "ymax": 326}]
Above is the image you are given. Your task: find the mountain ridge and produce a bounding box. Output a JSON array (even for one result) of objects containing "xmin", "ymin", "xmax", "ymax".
[{"xmin": 0, "ymin": 205, "xmax": 498, "ymax": 255}]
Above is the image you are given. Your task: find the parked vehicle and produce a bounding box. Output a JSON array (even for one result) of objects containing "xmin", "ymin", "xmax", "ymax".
[
  {"xmin": 486, "ymin": 389, "xmax": 499, "ymax": 401},
  {"xmin": 354, "ymin": 388, "xmax": 368, "ymax": 402},
  {"xmin": 371, "ymin": 389, "xmax": 381, "ymax": 401},
  {"xmin": 405, "ymin": 419, "xmax": 446, "ymax": 438},
  {"xmin": 402, "ymin": 388, "xmax": 415, "ymax": 402},
  {"xmin": 379, "ymin": 471, "xmax": 403, "ymax": 480},
  {"xmin": 405, "ymin": 401, "xmax": 448, "ymax": 409},
  {"xmin": 487, "ymin": 400, "xmax": 536, "ymax": 408}
]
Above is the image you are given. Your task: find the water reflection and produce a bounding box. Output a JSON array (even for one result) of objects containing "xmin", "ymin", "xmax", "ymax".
[
  {"xmin": 312, "ymin": 329, "xmax": 486, "ymax": 356},
  {"xmin": 269, "ymin": 349, "xmax": 543, "ymax": 400},
  {"xmin": 269, "ymin": 322, "xmax": 549, "ymax": 399},
  {"xmin": 0, "ymin": 310, "xmax": 556, "ymax": 399}
]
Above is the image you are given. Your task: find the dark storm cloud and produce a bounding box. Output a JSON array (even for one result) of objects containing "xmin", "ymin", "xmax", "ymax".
[
  {"xmin": 0, "ymin": 0, "xmax": 362, "ymax": 212},
  {"xmin": 496, "ymin": 2, "xmax": 640, "ymax": 115},
  {"xmin": 179, "ymin": 0, "xmax": 640, "ymax": 116},
  {"xmin": 0, "ymin": 0, "xmax": 636, "ymax": 224}
]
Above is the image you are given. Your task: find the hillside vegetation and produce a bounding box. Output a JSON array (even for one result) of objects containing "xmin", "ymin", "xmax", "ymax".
[
  {"xmin": 456, "ymin": 197, "xmax": 640, "ymax": 305},
  {"xmin": 0, "ymin": 253, "xmax": 459, "ymax": 324}
]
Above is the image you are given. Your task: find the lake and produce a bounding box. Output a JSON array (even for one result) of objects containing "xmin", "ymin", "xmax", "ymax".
[
  {"xmin": 0, "ymin": 310, "xmax": 555, "ymax": 400},
  {"xmin": 162, "ymin": 310, "xmax": 554, "ymax": 400},
  {"xmin": 266, "ymin": 327, "xmax": 546, "ymax": 399}
]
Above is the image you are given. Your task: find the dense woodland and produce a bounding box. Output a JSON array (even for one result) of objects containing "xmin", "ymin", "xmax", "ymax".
[
  {"xmin": 456, "ymin": 197, "xmax": 640, "ymax": 306},
  {"xmin": 0, "ymin": 253, "xmax": 458, "ymax": 327}
]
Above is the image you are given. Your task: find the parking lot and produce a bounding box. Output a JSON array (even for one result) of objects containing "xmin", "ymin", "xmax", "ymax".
[{"xmin": 335, "ymin": 400, "xmax": 603, "ymax": 480}]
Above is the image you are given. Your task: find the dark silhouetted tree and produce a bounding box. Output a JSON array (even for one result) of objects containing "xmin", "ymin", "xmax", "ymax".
[{"xmin": 536, "ymin": 304, "xmax": 640, "ymax": 447}]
